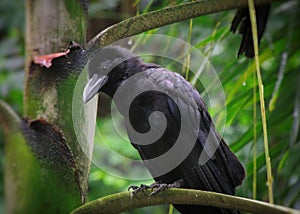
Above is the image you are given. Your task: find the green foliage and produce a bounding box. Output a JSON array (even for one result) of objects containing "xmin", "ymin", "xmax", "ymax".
[
  {"xmin": 0, "ymin": 0, "xmax": 25, "ymax": 212},
  {"xmin": 0, "ymin": 0, "xmax": 24, "ymax": 115}
]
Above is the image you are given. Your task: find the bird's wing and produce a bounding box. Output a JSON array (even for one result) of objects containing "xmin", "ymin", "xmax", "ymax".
[{"xmin": 143, "ymin": 68, "xmax": 245, "ymax": 191}]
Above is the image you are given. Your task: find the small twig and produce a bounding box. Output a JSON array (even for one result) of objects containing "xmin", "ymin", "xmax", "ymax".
[{"xmin": 184, "ymin": 2, "xmax": 193, "ymax": 81}]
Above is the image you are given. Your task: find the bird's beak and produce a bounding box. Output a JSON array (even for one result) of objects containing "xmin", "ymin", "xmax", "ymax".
[{"xmin": 83, "ymin": 74, "xmax": 108, "ymax": 103}]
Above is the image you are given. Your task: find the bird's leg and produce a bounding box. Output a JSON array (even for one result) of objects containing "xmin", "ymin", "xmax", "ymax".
[{"xmin": 150, "ymin": 179, "xmax": 183, "ymax": 196}]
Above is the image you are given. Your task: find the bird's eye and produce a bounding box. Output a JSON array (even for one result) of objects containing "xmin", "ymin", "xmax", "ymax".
[{"xmin": 99, "ymin": 60, "xmax": 112, "ymax": 70}]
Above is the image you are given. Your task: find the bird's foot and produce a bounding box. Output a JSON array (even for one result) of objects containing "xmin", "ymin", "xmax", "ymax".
[
  {"xmin": 150, "ymin": 179, "xmax": 183, "ymax": 196},
  {"xmin": 128, "ymin": 179, "xmax": 183, "ymax": 197}
]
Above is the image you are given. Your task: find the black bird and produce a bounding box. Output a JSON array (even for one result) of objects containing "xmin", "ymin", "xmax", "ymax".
[
  {"xmin": 83, "ymin": 46, "xmax": 245, "ymax": 214},
  {"xmin": 231, "ymin": 5, "xmax": 270, "ymax": 58}
]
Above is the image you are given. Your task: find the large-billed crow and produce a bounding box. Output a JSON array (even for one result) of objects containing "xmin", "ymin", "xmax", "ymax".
[{"xmin": 83, "ymin": 46, "xmax": 245, "ymax": 213}]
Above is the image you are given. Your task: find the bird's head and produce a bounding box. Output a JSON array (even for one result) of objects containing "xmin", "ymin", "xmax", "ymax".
[{"xmin": 83, "ymin": 46, "xmax": 142, "ymax": 103}]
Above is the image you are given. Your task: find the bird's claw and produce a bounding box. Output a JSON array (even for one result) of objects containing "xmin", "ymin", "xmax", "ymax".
[
  {"xmin": 128, "ymin": 179, "xmax": 183, "ymax": 197},
  {"xmin": 128, "ymin": 184, "xmax": 150, "ymax": 198},
  {"xmin": 150, "ymin": 179, "xmax": 183, "ymax": 196},
  {"xmin": 128, "ymin": 185, "xmax": 139, "ymax": 191},
  {"xmin": 149, "ymin": 183, "xmax": 168, "ymax": 196}
]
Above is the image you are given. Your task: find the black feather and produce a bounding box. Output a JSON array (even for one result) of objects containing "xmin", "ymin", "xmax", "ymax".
[{"xmin": 231, "ymin": 5, "xmax": 270, "ymax": 58}]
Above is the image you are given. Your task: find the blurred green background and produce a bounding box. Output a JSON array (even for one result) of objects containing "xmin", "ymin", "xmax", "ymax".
[{"xmin": 1, "ymin": 0, "xmax": 300, "ymax": 213}]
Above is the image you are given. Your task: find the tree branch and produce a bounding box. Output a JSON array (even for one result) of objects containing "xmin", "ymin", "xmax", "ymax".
[
  {"xmin": 0, "ymin": 99, "xmax": 21, "ymax": 135},
  {"xmin": 87, "ymin": 0, "xmax": 279, "ymax": 52},
  {"xmin": 71, "ymin": 188, "xmax": 298, "ymax": 214}
]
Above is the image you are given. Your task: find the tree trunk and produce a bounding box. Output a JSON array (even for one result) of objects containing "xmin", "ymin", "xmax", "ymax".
[{"xmin": 2, "ymin": 1, "xmax": 95, "ymax": 213}]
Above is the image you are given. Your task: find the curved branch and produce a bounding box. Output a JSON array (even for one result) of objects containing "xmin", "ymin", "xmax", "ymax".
[
  {"xmin": 87, "ymin": 0, "xmax": 278, "ymax": 51},
  {"xmin": 71, "ymin": 188, "xmax": 298, "ymax": 214}
]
